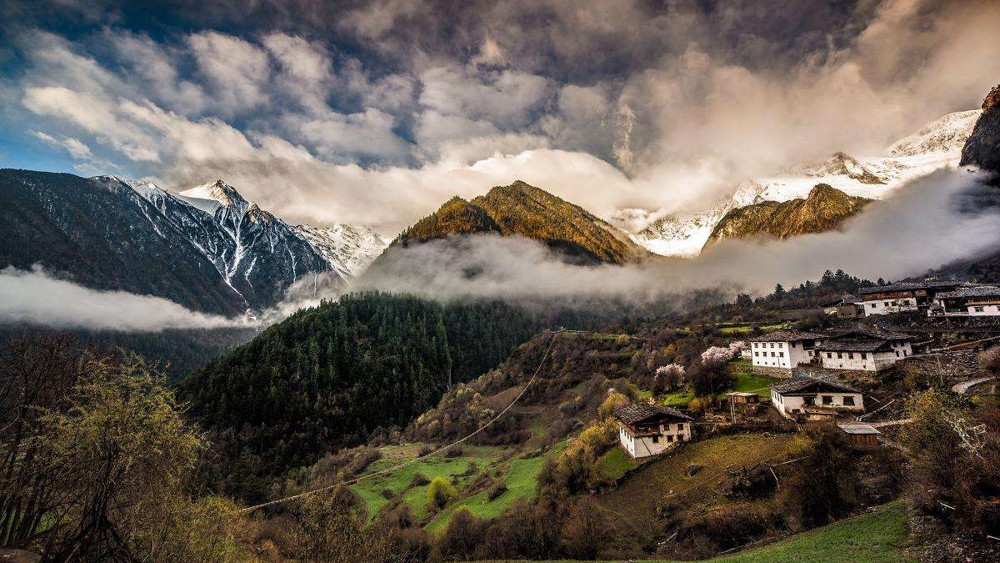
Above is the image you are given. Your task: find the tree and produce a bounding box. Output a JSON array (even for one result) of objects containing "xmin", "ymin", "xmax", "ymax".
[
  {"xmin": 777, "ymin": 424, "xmax": 860, "ymax": 530},
  {"xmin": 428, "ymin": 477, "xmax": 458, "ymax": 509},
  {"xmin": 773, "ymin": 284, "xmax": 786, "ymax": 299}
]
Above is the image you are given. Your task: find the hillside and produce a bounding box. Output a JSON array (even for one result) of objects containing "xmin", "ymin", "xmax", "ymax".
[
  {"xmin": 178, "ymin": 292, "xmax": 539, "ymax": 500},
  {"xmin": 961, "ymin": 84, "xmax": 1000, "ymax": 175},
  {"xmin": 0, "ymin": 169, "xmax": 247, "ymax": 315},
  {"xmin": 703, "ymin": 184, "xmax": 871, "ymax": 249},
  {"xmin": 394, "ymin": 180, "xmax": 647, "ymax": 265}
]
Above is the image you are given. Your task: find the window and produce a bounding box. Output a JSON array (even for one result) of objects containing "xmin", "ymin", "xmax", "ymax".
[
  {"xmin": 848, "ymin": 353, "xmax": 854, "ymax": 359},
  {"xmin": 667, "ymin": 435, "xmax": 674, "ymax": 442},
  {"xmin": 975, "ymin": 306, "xmax": 985, "ymax": 312},
  {"xmin": 895, "ymin": 351, "xmax": 900, "ymax": 357},
  {"xmin": 754, "ymin": 351, "xmax": 759, "ymax": 357},
  {"xmin": 677, "ymin": 423, "xmax": 684, "ymax": 431},
  {"xmin": 651, "ymin": 435, "xmax": 659, "ymax": 444},
  {"xmin": 837, "ymin": 352, "xmax": 843, "ymax": 359},
  {"xmin": 827, "ymin": 352, "xmax": 833, "ymax": 359},
  {"xmin": 778, "ymin": 352, "xmax": 784, "ymax": 357},
  {"xmin": 861, "ymin": 353, "xmax": 867, "ymax": 359},
  {"xmin": 822, "ymin": 396, "xmax": 833, "ymax": 405},
  {"xmin": 844, "ymin": 396, "xmax": 856, "ymax": 406}
]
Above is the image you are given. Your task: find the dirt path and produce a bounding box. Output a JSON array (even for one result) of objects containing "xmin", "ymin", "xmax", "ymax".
[{"xmin": 952, "ymin": 375, "xmax": 996, "ymax": 394}]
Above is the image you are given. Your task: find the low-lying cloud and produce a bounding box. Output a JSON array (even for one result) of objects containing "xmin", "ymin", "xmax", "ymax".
[
  {"xmin": 0, "ymin": 266, "xmax": 247, "ymax": 332},
  {"xmin": 357, "ymin": 169, "xmax": 1000, "ymax": 301}
]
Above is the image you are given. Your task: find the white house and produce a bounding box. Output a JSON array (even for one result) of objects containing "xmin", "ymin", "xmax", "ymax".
[
  {"xmin": 748, "ymin": 330, "xmax": 826, "ymax": 376},
  {"xmin": 770, "ymin": 378, "xmax": 864, "ymax": 421},
  {"xmin": 930, "ymin": 286, "xmax": 1000, "ymax": 317},
  {"xmin": 857, "ymin": 281, "xmax": 966, "ymax": 316},
  {"xmin": 614, "ymin": 403, "xmax": 693, "ymax": 459},
  {"xmin": 815, "ymin": 328, "xmax": 913, "ymax": 372}
]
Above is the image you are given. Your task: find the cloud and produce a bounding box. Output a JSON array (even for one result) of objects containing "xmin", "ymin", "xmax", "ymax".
[
  {"xmin": 356, "ymin": 169, "xmax": 1000, "ymax": 301},
  {"xmin": 0, "ymin": 266, "xmax": 246, "ymax": 332},
  {"xmin": 6, "ymin": 1, "xmax": 1000, "ymax": 234}
]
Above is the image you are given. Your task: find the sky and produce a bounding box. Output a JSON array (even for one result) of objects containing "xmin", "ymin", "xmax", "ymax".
[{"xmin": 2, "ymin": 0, "xmax": 1000, "ymax": 235}]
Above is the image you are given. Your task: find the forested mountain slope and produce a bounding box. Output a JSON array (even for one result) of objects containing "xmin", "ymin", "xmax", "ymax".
[{"xmin": 178, "ymin": 292, "xmax": 540, "ymax": 500}]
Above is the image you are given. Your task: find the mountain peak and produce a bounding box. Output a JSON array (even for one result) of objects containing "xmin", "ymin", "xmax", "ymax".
[
  {"xmin": 960, "ymin": 85, "xmax": 1000, "ymax": 172},
  {"xmin": 181, "ymin": 180, "xmax": 247, "ymax": 208},
  {"xmin": 982, "ymin": 84, "xmax": 1000, "ymax": 111}
]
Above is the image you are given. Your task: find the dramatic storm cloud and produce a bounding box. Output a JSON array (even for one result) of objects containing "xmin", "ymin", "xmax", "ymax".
[
  {"xmin": 0, "ymin": 267, "xmax": 245, "ymax": 332},
  {"xmin": 2, "ymin": 0, "xmax": 1000, "ymax": 233}
]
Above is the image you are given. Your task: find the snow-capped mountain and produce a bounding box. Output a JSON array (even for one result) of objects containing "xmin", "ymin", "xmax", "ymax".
[
  {"xmin": 293, "ymin": 224, "xmax": 388, "ymax": 279},
  {"xmin": 630, "ymin": 109, "xmax": 982, "ymax": 256},
  {"xmin": 106, "ymin": 177, "xmax": 332, "ymax": 308}
]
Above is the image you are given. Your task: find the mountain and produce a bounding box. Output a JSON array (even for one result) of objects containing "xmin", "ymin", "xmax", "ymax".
[
  {"xmin": 165, "ymin": 180, "xmax": 334, "ymax": 308},
  {"xmin": 292, "ymin": 223, "xmax": 388, "ymax": 279},
  {"xmin": 631, "ymin": 109, "xmax": 982, "ymax": 256},
  {"xmin": 178, "ymin": 292, "xmax": 539, "ymax": 500},
  {"xmin": 703, "ymin": 184, "xmax": 872, "ymax": 249},
  {"xmin": 394, "ymin": 180, "xmax": 648, "ymax": 265},
  {"xmin": 961, "ymin": 84, "xmax": 1000, "ymax": 174},
  {"xmin": 0, "ymin": 169, "xmax": 246, "ymax": 315},
  {"xmin": 0, "ymin": 169, "xmax": 386, "ymax": 315}
]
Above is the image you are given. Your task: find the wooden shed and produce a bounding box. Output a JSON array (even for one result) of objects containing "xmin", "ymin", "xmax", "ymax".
[{"xmin": 837, "ymin": 422, "xmax": 881, "ymax": 448}]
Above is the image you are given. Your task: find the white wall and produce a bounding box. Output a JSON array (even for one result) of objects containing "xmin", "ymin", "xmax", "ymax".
[
  {"xmin": 860, "ymin": 297, "xmax": 917, "ymax": 316},
  {"xmin": 619, "ymin": 421, "xmax": 693, "ymax": 459},
  {"xmin": 969, "ymin": 304, "xmax": 1000, "ymax": 316},
  {"xmin": 819, "ymin": 341, "xmax": 912, "ymax": 371},
  {"xmin": 750, "ymin": 340, "xmax": 816, "ymax": 369},
  {"xmin": 771, "ymin": 390, "xmax": 864, "ymax": 419}
]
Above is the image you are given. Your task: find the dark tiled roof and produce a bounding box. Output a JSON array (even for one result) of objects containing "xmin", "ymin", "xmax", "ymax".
[
  {"xmin": 614, "ymin": 402, "xmax": 692, "ymax": 425},
  {"xmin": 858, "ymin": 281, "xmax": 965, "ymax": 295},
  {"xmin": 749, "ymin": 330, "xmax": 827, "ymax": 343},
  {"xmin": 770, "ymin": 377, "xmax": 860, "ymax": 395},
  {"xmin": 826, "ymin": 327, "xmax": 912, "ymax": 341},
  {"xmin": 816, "ymin": 339, "xmax": 893, "ymax": 353},
  {"xmin": 936, "ymin": 285, "xmax": 1000, "ymax": 299}
]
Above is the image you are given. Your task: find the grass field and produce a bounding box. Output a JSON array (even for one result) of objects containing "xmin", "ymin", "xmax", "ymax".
[
  {"xmin": 719, "ymin": 323, "xmax": 784, "ymax": 335},
  {"xmin": 498, "ymin": 502, "xmax": 912, "ymax": 563},
  {"xmin": 597, "ymin": 434, "xmax": 806, "ymax": 538},
  {"xmin": 706, "ymin": 502, "xmax": 913, "ymax": 563},
  {"xmin": 596, "ymin": 447, "xmax": 640, "ymax": 481},
  {"xmin": 349, "ymin": 444, "xmax": 505, "ymax": 519}
]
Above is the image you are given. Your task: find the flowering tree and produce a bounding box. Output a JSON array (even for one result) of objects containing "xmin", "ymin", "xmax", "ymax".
[{"xmin": 654, "ymin": 363, "xmax": 686, "ymax": 392}]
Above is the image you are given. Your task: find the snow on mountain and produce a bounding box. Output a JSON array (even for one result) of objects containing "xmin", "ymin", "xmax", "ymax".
[
  {"xmin": 293, "ymin": 224, "xmax": 388, "ymax": 279},
  {"xmin": 629, "ymin": 109, "xmax": 982, "ymax": 257}
]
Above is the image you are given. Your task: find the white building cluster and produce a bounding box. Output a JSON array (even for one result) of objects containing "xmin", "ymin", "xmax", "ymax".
[{"xmin": 749, "ymin": 328, "xmax": 914, "ymax": 376}]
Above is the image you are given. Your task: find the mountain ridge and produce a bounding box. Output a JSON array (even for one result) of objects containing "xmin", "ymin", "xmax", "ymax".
[
  {"xmin": 703, "ymin": 183, "xmax": 872, "ymax": 249},
  {"xmin": 394, "ymin": 180, "xmax": 648, "ymax": 265}
]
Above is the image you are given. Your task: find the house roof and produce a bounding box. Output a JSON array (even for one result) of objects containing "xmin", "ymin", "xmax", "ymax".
[
  {"xmin": 935, "ymin": 285, "xmax": 1000, "ymax": 299},
  {"xmin": 838, "ymin": 422, "xmax": 881, "ymax": 435},
  {"xmin": 858, "ymin": 281, "xmax": 964, "ymax": 296},
  {"xmin": 614, "ymin": 402, "xmax": 692, "ymax": 425},
  {"xmin": 816, "ymin": 339, "xmax": 893, "ymax": 353},
  {"xmin": 826, "ymin": 327, "xmax": 912, "ymax": 341},
  {"xmin": 749, "ymin": 330, "xmax": 827, "ymax": 343},
  {"xmin": 770, "ymin": 377, "xmax": 860, "ymax": 395}
]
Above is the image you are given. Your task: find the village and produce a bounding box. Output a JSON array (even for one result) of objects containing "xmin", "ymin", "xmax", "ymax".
[{"xmin": 613, "ymin": 279, "xmax": 1000, "ymax": 462}]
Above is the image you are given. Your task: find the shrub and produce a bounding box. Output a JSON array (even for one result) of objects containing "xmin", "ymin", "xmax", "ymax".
[
  {"xmin": 428, "ymin": 477, "xmax": 458, "ymax": 509},
  {"xmin": 410, "ymin": 472, "xmax": 430, "ymax": 487},
  {"xmin": 488, "ymin": 483, "xmax": 508, "ymax": 501},
  {"xmin": 444, "ymin": 445, "xmax": 463, "ymax": 458}
]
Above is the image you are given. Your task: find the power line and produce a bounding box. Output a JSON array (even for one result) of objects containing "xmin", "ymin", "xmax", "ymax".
[{"xmin": 235, "ymin": 329, "xmax": 564, "ymax": 514}]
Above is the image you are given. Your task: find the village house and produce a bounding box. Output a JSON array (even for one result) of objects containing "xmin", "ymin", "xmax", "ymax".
[
  {"xmin": 614, "ymin": 403, "xmax": 693, "ymax": 459},
  {"xmin": 821, "ymin": 295, "xmax": 862, "ymax": 318},
  {"xmin": 748, "ymin": 330, "xmax": 826, "ymax": 377},
  {"xmin": 815, "ymin": 328, "xmax": 913, "ymax": 372},
  {"xmin": 929, "ymin": 285, "xmax": 1000, "ymax": 317},
  {"xmin": 857, "ymin": 281, "xmax": 966, "ymax": 316},
  {"xmin": 770, "ymin": 377, "xmax": 864, "ymax": 421},
  {"xmin": 837, "ymin": 422, "xmax": 881, "ymax": 448}
]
